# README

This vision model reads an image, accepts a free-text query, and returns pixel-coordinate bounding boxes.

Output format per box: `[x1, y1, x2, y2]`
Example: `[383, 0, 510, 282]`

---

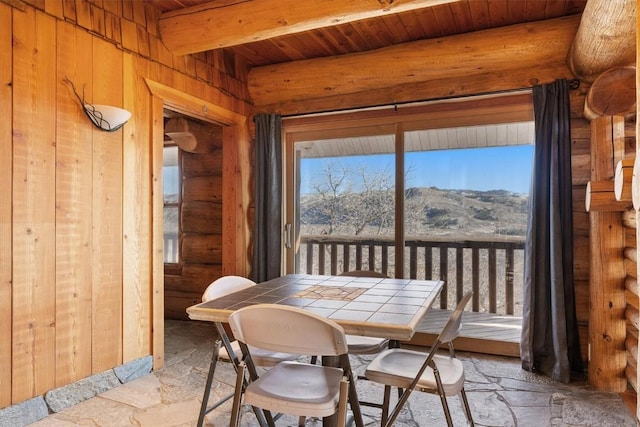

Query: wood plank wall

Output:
[55, 19, 93, 387]
[0, 0, 252, 408]
[0, 2, 12, 409]
[12, 7, 57, 403]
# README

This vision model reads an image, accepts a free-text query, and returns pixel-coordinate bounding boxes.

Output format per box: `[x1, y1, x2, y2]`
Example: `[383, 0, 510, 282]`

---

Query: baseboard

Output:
[406, 332, 521, 358]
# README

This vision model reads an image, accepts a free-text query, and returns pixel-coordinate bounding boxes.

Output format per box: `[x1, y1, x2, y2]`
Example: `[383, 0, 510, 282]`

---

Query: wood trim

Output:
[144, 77, 250, 318]
[282, 91, 533, 141]
[636, 7, 640, 420]
[144, 78, 244, 126]
[151, 91, 165, 370]
[394, 122, 404, 279]
[221, 124, 251, 276]
[407, 333, 520, 358]
[284, 134, 296, 275]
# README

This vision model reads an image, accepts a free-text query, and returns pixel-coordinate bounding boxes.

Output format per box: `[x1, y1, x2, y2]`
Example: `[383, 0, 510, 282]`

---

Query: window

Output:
[163, 144, 180, 265]
[284, 92, 533, 316]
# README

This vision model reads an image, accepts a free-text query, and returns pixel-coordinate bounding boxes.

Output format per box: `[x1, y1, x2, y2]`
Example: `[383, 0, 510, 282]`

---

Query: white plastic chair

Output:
[364, 292, 475, 427]
[228, 304, 364, 427]
[197, 276, 298, 427]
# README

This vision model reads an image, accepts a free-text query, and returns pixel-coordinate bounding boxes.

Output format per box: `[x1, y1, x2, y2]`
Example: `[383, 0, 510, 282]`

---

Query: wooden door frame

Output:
[144, 79, 248, 369]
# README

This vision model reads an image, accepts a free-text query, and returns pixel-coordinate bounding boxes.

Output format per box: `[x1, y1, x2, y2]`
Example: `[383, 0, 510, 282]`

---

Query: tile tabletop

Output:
[187, 274, 443, 341]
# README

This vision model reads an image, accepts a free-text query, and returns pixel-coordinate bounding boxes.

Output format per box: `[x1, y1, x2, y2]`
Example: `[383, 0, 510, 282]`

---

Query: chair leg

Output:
[381, 385, 391, 426]
[460, 388, 474, 427]
[230, 362, 246, 427]
[342, 361, 364, 427]
[337, 377, 349, 427]
[433, 368, 454, 427]
[198, 340, 222, 427]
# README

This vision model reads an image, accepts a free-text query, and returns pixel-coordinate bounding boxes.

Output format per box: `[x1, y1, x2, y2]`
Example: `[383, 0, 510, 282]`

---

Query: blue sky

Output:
[164, 145, 534, 196]
[300, 145, 534, 195]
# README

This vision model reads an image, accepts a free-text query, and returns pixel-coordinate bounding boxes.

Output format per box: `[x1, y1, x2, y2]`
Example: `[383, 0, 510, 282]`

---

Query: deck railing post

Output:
[318, 243, 326, 275]
[368, 244, 376, 271]
[424, 246, 433, 280]
[343, 243, 350, 272]
[409, 245, 418, 279]
[439, 247, 448, 309]
[381, 245, 389, 276]
[471, 247, 480, 312]
[306, 242, 314, 273]
[456, 247, 464, 303]
[488, 248, 497, 313]
[330, 243, 338, 275]
[505, 247, 515, 315]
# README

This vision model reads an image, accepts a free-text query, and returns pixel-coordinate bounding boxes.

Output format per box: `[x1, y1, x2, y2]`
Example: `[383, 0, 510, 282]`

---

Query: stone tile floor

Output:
[28, 320, 636, 427]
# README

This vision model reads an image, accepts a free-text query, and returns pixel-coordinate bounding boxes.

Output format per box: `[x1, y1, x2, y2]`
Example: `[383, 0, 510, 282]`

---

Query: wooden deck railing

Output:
[298, 235, 525, 316]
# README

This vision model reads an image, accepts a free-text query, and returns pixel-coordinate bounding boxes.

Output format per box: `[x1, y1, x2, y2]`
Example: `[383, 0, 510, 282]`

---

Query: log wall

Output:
[574, 108, 636, 386]
[621, 135, 636, 396]
[588, 116, 627, 391]
[164, 147, 225, 319]
[623, 209, 639, 396]
[0, 0, 252, 409]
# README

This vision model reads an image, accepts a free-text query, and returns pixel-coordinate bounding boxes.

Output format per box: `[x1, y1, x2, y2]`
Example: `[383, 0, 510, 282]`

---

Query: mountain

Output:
[300, 187, 528, 238]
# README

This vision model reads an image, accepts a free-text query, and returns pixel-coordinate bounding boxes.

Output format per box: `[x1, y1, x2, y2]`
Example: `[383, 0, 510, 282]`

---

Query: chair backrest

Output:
[339, 270, 387, 278]
[202, 275, 256, 302]
[228, 304, 349, 356]
[438, 291, 473, 344]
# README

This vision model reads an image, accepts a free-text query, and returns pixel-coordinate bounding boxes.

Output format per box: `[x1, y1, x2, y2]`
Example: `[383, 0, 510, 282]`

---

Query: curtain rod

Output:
[281, 79, 579, 120]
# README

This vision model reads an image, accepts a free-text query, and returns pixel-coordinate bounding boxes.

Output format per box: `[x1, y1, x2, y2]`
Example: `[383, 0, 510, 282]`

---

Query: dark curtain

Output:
[251, 114, 282, 283]
[520, 79, 582, 383]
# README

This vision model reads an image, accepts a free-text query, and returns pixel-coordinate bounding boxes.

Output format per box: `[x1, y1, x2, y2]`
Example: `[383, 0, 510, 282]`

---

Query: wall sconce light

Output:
[63, 77, 131, 132]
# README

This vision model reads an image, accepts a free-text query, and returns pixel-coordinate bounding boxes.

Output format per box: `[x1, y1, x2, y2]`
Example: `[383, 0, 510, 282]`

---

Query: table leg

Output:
[322, 355, 364, 427]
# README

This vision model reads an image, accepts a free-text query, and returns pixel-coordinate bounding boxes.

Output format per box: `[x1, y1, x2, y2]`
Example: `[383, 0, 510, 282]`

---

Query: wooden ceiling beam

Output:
[567, 0, 636, 83]
[248, 15, 581, 111]
[159, 0, 459, 56]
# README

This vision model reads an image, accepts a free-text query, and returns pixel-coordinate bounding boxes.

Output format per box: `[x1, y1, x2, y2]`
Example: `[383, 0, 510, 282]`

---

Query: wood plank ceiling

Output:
[149, 0, 587, 68]
[149, 0, 587, 156]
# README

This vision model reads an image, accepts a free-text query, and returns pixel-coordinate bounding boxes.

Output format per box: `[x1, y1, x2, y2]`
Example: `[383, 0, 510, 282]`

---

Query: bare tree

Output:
[309, 161, 351, 234]
[305, 160, 397, 236]
[345, 165, 395, 235]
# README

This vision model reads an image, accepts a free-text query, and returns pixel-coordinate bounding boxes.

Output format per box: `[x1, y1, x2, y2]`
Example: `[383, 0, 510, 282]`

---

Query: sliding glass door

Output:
[283, 91, 533, 317]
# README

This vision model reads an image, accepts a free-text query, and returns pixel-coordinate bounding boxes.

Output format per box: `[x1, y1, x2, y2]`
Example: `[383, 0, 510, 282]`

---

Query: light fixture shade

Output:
[83, 103, 132, 132]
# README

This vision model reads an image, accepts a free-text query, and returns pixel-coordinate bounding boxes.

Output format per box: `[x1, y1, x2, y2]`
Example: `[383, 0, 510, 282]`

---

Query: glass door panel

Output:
[403, 123, 533, 314]
[292, 134, 395, 276]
